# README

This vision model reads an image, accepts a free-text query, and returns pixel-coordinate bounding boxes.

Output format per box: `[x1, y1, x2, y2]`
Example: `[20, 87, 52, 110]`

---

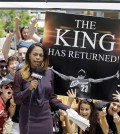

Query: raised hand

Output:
[29, 79, 38, 90]
[113, 113, 120, 125]
[99, 107, 107, 118]
[30, 17, 38, 25]
[10, 96, 16, 106]
[112, 90, 120, 102]
[15, 16, 20, 24]
[67, 89, 76, 106]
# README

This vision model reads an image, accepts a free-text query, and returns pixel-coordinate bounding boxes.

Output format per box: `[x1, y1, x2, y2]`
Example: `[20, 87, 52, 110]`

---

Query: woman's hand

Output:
[29, 79, 38, 90]
[99, 107, 107, 119]
[113, 113, 120, 125]
[6, 32, 13, 39]
[67, 89, 76, 107]
[30, 17, 38, 25]
[10, 96, 16, 107]
[112, 90, 120, 102]
[67, 89, 76, 103]
[15, 16, 20, 24]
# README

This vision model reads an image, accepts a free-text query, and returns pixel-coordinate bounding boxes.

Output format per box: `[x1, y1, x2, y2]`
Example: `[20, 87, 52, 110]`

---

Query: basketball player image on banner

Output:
[50, 67, 119, 98]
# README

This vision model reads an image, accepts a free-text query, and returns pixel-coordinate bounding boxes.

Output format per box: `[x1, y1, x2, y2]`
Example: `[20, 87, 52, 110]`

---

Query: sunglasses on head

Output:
[81, 98, 93, 103]
[4, 85, 13, 90]
[21, 26, 29, 29]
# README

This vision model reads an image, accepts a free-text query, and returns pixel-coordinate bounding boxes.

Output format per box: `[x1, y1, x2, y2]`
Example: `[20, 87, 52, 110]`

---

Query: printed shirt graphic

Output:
[68, 77, 91, 98]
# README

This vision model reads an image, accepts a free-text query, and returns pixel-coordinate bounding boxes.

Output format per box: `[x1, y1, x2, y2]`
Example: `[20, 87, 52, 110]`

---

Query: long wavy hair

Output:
[78, 99, 98, 134]
[20, 43, 49, 81]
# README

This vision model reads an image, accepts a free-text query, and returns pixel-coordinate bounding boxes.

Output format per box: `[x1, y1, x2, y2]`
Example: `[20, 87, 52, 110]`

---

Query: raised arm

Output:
[67, 89, 76, 107]
[28, 17, 42, 42]
[89, 71, 118, 83]
[50, 67, 71, 81]
[113, 113, 120, 134]
[2, 32, 13, 62]
[112, 90, 120, 102]
[98, 107, 109, 134]
[15, 16, 22, 42]
[62, 111, 76, 134]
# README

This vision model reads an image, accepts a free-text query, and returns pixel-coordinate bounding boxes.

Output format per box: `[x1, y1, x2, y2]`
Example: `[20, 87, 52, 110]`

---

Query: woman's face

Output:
[29, 46, 44, 68]
[79, 103, 91, 119]
[21, 28, 29, 40]
[108, 102, 120, 115]
[1, 83, 13, 102]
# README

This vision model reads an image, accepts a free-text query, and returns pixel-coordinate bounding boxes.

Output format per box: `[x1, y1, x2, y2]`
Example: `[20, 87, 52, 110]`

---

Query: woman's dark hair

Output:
[20, 26, 29, 40]
[25, 43, 49, 71]
[78, 99, 98, 134]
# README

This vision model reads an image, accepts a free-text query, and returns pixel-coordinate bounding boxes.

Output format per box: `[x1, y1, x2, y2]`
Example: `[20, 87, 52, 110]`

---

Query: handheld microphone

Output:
[27, 71, 43, 134]
[31, 72, 43, 93]
[31, 72, 42, 80]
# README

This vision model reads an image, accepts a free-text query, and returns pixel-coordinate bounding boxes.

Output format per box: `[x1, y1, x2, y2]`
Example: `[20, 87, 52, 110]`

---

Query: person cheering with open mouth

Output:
[0, 78, 16, 133]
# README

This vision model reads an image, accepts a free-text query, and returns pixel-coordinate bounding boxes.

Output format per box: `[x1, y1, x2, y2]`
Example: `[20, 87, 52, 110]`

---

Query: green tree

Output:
[18, 10, 32, 26]
[0, 9, 32, 33]
[0, 19, 5, 37]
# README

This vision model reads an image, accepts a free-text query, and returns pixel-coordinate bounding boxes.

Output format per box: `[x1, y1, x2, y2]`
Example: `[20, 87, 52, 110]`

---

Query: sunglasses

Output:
[21, 25, 29, 29]
[4, 85, 13, 90]
[81, 98, 93, 103]
[0, 65, 7, 69]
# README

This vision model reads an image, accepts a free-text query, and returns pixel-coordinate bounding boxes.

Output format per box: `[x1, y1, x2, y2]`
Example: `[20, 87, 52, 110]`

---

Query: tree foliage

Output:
[0, 9, 32, 37]
[0, 19, 5, 37]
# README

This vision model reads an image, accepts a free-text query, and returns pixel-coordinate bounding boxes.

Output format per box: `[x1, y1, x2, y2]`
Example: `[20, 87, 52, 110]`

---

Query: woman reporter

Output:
[13, 43, 70, 134]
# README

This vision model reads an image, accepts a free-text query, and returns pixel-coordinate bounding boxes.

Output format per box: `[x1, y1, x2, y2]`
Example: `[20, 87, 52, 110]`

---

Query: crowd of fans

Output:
[0, 15, 120, 134]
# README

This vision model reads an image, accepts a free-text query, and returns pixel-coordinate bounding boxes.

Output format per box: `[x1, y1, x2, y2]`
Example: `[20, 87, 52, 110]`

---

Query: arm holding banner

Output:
[89, 70, 119, 83]
[60, 109, 90, 133]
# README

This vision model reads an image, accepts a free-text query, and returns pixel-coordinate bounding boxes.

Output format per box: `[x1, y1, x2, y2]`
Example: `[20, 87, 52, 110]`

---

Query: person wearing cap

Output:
[95, 99, 120, 134]
[0, 78, 16, 133]
[50, 67, 119, 98]
[2, 55, 19, 134]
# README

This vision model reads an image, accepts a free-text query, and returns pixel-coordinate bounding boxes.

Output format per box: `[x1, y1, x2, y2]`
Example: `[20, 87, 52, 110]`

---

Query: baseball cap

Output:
[0, 78, 13, 88]
[95, 100, 109, 111]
